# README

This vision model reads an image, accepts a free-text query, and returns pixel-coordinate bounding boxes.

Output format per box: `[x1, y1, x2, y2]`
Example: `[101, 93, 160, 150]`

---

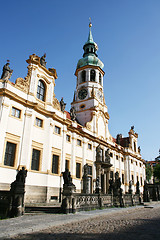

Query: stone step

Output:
[25, 206, 61, 214]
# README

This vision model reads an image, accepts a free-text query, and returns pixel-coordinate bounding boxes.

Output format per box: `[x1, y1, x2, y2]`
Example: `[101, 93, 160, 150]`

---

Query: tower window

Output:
[90, 70, 95, 82]
[81, 70, 86, 82]
[37, 80, 45, 101]
[99, 73, 102, 85]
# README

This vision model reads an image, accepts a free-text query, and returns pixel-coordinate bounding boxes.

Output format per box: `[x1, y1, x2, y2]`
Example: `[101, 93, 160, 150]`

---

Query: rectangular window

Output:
[140, 163, 141, 167]
[136, 161, 138, 166]
[110, 171, 113, 179]
[116, 155, 118, 160]
[88, 165, 92, 176]
[65, 160, 69, 170]
[140, 177, 143, 186]
[110, 152, 113, 158]
[35, 117, 43, 127]
[88, 143, 92, 150]
[52, 155, 59, 174]
[12, 107, 21, 118]
[55, 126, 61, 135]
[131, 175, 134, 184]
[131, 159, 133, 163]
[76, 162, 81, 178]
[66, 135, 71, 142]
[4, 142, 16, 167]
[121, 158, 124, 162]
[122, 174, 124, 184]
[77, 139, 82, 146]
[31, 149, 40, 171]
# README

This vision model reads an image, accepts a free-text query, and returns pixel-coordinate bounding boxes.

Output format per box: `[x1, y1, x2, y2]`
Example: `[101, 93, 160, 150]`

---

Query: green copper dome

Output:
[76, 24, 104, 70]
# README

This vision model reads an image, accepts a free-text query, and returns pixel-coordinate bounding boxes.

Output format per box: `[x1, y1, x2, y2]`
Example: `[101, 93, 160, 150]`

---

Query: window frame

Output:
[52, 154, 59, 174]
[31, 148, 41, 171]
[77, 139, 82, 147]
[3, 133, 20, 169]
[11, 106, 21, 119]
[66, 134, 71, 142]
[35, 117, 43, 128]
[54, 125, 61, 135]
[37, 79, 46, 102]
[76, 162, 81, 179]
[4, 142, 16, 167]
[88, 143, 92, 150]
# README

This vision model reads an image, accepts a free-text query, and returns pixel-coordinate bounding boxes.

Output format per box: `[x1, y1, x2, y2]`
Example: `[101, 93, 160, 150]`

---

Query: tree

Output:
[146, 164, 153, 182]
[153, 163, 160, 182]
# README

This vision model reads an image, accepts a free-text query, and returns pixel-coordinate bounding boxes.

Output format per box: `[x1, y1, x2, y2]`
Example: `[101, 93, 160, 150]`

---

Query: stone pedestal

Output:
[10, 181, 25, 217]
[61, 184, 76, 214]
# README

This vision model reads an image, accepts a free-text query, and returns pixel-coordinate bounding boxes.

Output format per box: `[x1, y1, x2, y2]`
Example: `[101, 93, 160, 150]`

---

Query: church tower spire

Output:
[72, 21, 109, 138]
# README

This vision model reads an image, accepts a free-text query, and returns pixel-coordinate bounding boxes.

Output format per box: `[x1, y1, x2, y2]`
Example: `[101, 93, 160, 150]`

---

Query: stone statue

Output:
[105, 149, 110, 163]
[136, 181, 140, 194]
[116, 134, 122, 145]
[16, 167, 27, 184]
[1, 63, 13, 80]
[109, 178, 114, 194]
[40, 53, 47, 67]
[96, 176, 99, 188]
[83, 164, 89, 194]
[143, 180, 150, 202]
[138, 146, 141, 153]
[96, 144, 102, 162]
[83, 164, 89, 177]
[70, 106, 76, 121]
[60, 97, 66, 113]
[113, 172, 121, 196]
[62, 169, 73, 186]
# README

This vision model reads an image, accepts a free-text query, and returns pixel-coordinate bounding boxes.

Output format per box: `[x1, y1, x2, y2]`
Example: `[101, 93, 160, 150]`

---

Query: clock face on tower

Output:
[78, 89, 88, 100]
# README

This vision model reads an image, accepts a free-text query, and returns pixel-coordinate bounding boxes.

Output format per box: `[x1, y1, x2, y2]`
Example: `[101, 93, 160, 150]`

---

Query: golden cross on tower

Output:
[89, 17, 92, 28]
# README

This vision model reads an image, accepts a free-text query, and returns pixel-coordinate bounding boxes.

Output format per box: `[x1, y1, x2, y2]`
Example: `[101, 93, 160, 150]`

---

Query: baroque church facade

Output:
[0, 24, 145, 203]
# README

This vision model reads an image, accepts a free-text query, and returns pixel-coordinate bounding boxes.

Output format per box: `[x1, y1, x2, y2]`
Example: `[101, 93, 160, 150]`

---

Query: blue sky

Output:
[0, 0, 160, 161]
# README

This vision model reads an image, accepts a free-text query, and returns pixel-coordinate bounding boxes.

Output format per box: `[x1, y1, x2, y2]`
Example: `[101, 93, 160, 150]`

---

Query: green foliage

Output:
[146, 164, 153, 182]
[153, 163, 160, 181]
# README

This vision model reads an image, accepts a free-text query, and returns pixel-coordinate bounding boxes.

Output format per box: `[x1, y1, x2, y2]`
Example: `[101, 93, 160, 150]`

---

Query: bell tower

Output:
[71, 21, 109, 137]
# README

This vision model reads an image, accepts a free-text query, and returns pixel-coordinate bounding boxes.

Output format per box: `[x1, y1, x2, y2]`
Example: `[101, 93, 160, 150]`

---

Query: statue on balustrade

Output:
[40, 53, 47, 67]
[1, 62, 13, 80]
[60, 97, 66, 113]
[70, 106, 76, 121]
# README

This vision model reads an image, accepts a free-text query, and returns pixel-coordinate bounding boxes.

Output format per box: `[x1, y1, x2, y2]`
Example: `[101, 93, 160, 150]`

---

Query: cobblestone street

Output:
[3, 203, 160, 240]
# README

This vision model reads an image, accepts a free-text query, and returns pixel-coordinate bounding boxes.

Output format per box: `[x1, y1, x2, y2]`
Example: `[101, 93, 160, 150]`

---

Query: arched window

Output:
[99, 73, 102, 85]
[37, 80, 45, 101]
[81, 70, 86, 82]
[90, 69, 95, 82]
